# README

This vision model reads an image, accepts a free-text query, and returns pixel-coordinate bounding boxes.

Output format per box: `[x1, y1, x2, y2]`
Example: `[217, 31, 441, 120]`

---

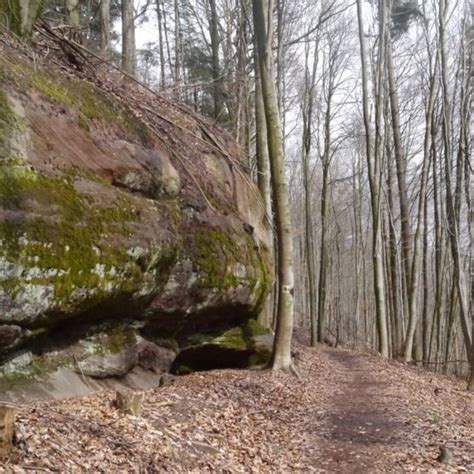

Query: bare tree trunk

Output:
[174, 0, 182, 93]
[422, 193, 429, 364]
[469, 138, 474, 390]
[237, 3, 251, 156]
[438, 0, 472, 385]
[253, 0, 294, 372]
[121, 0, 136, 76]
[356, 0, 389, 357]
[386, 144, 402, 356]
[300, 36, 319, 347]
[0, 0, 42, 36]
[318, 161, 329, 344]
[66, 0, 80, 28]
[99, 0, 111, 57]
[156, 0, 166, 86]
[162, 1, 173, 81]
[387, 22, 412, 321]
[209, 0, 223, 119]
[255, 64, 272, 223]
[404, 58, 438, 362]
[253, 7, 273, 329]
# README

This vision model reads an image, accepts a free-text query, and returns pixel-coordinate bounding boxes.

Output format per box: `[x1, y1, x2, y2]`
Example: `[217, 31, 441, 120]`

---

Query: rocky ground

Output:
[1, 343, 473, 473]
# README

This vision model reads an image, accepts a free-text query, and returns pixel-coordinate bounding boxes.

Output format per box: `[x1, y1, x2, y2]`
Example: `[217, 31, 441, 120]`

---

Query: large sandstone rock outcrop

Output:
[0, 38, 272, 393]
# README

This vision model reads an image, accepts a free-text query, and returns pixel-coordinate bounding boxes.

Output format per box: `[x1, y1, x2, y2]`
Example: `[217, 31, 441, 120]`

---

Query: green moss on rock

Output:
[0, 166, 178, 322]
[0, 55, 153, 144]
[0, 88, 27, 160]
[186, 319, 271, 349]
[80, 324, 137, 356]
[30, 71, 152, 143]
[194, 229, 241, 289]
[194, 228, 271, 305]
[0, 350, 74, 390]
[174, 319, 272, 372]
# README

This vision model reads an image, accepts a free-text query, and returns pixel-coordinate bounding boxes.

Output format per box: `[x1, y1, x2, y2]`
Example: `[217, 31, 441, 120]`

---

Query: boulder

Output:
[72, 327, 176, 379]
[0, 41, 272, 387]
[136, 339, 176, 374]
[75, 346, 138, 379]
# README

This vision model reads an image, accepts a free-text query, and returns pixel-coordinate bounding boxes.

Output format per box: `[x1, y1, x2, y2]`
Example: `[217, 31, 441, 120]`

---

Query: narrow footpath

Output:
[312, 349, 418, 472]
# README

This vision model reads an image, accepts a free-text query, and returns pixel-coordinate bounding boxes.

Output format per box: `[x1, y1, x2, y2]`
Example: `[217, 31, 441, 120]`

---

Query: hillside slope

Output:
[3, 344, 473, 472]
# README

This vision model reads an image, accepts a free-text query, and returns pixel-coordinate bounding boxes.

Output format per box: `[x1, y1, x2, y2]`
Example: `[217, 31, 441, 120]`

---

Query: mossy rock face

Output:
[0, 79, 181, 326]
[0, 163, 180, 325]
[0, 49, 272, 388]
[0, 322, 177, 389]
[171, 319, 273, 372]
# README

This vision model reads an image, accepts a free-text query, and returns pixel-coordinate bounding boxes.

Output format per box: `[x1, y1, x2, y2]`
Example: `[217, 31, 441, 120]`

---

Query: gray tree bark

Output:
[356, 0, 389, 357]
[253, 0, 295, 372]
[66, 0, 80, 28]
[99, 0, 111, 57]
[121, 0, 136, 76]
[403, 57, 438, 362]
[155, 0, 166, 87]
[301, 36, 319, 347]
[209, 0, 223, 120]
[438, 0, 472, 386]
[0, 0, 42, 37]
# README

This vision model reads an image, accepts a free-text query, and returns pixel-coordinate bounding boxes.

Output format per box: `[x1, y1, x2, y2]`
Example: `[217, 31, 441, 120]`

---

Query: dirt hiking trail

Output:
[314, 350, 422, 472]
[3, 345, 473, 472]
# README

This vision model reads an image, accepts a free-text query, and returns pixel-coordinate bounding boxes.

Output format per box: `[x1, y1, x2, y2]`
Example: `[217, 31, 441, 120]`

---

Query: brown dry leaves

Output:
[1, 345, 472, 473]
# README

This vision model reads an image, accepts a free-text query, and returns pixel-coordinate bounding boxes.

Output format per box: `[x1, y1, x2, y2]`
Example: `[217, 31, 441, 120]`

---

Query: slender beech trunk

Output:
[457, 12, 473, 389]
[253, 0, 294, 371]
[356, 0, 389, 357]
[444, 280, 458, 373]
[439, 0, 473, 385]
[386, 143, 402, 355]
[0, 0, 42, 36]
[174, 0, 182, 92]
[469, 137, 474, 390]
[255, 64, 272, 222]
[253, 7, 273, 329]
[301, 38, 319, 346]
[162, 2, 173, 81]
[121, 0, 136, 76]
[404, 58, 438, 362]
[209, 0, 223, 119]
[318, 87, 333, 344]
[99, 0, 111, 57]
[66, 0, 80, 28]
[422, 194, 429, 364]
[236, 4, 251, 156]
[387, 17, 412, 325]
[156, 0, 166, 86]
[352, 156, 363, 347]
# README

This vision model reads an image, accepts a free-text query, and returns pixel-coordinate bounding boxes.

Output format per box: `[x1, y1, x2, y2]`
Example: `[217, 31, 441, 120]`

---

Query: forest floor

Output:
[2, 342, 473, 473]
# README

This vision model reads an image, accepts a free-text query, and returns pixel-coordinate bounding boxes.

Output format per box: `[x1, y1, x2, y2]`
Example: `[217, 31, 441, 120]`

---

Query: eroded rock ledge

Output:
[0, 37, 272, 396]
